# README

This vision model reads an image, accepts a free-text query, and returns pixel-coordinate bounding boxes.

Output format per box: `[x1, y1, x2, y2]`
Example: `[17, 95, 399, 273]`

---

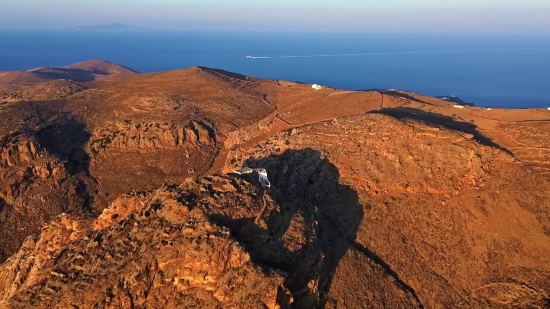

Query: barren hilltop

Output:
[0, 61, 549, 308]
[0, 59, 137, 87]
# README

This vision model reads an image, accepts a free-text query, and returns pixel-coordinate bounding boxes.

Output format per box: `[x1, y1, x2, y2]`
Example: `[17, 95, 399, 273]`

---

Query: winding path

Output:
[260, 93, 385, 128]
[261, 94, 292, 126]
[378, 91, 385, 109]
[203, 68, 386, 174]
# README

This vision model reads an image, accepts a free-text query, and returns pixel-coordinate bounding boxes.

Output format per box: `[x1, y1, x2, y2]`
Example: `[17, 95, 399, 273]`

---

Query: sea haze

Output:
[1, 30, 549, 108]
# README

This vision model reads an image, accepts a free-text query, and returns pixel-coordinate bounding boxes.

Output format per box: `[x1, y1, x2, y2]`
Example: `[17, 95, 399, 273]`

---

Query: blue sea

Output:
[1, 30, 549, 108]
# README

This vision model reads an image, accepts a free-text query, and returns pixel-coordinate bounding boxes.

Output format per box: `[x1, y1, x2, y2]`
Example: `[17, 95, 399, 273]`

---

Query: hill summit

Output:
[0, 59, 137, 86]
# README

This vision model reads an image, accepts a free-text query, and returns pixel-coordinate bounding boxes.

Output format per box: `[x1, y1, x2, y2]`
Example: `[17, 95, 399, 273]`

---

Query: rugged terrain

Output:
[1, 60, 550, 308]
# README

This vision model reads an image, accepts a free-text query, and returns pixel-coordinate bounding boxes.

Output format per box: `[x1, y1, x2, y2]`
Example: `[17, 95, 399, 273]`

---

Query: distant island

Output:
[435, 95, 475, 106]
[68, 22, 143, 31]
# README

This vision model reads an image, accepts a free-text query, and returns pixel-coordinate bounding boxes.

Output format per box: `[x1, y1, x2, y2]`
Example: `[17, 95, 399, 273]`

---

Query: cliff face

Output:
[87, 119, 219, 210]
[1, 64, 550, 308]
[0, 128, 96, 263]
[0, 179, 291, 309]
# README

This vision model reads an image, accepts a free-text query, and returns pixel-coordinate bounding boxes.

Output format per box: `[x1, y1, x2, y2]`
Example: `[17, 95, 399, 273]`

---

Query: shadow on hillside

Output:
[35, 68, 97, 81]
[35, 114, 92, 175]
[360, 88, 386, 92]
[382, 90, 433, 105]
[33, 113, 96, 213]
[201, 67, 249, 81]
[0, 109, 96, 263]
[220, 148, 364, 308]
[371, 107, 512, 154]
[0, 197, 15, 262]
[0, 198, 36, 264]
[13, 101, 93, 177]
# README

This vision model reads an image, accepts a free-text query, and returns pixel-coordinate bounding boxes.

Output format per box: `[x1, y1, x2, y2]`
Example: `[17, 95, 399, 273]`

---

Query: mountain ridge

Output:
[0, 59, 137, 86]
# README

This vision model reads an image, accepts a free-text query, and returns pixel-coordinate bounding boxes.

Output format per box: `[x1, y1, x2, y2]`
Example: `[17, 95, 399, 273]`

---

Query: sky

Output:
[1, 0, 550, 32]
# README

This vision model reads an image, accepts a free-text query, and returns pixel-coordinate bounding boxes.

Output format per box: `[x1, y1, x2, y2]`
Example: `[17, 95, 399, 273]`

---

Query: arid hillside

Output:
[0, 65, 274, 262]
[0, 59, 137, 87]
[0, 62, 549, 308]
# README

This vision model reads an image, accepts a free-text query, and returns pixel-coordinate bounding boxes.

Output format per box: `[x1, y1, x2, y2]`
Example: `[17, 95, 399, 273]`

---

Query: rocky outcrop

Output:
[87, 119, 219, 210]
[0, 132, 41, 168]
[0, 127, 96, 263]
[90, 120, 215, 154]
[0, 214, 91, 301]
[0, 180, 291, 309]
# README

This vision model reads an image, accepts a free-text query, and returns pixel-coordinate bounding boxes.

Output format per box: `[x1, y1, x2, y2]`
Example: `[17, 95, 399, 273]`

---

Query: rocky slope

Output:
[0, 66, 273, 262]
[1, 63, 550, 308]
[0, 180, 290, 308]
[0, 126, 97, 262]
[222, 112, 550, 308]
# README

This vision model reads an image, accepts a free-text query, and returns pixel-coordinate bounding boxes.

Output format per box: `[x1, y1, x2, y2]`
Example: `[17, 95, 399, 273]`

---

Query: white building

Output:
[453, 105, 465, 109]
[312, 84, 322, 90]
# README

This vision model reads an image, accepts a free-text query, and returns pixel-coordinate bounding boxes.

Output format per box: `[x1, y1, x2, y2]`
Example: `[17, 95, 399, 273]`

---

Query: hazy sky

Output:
[1, 0, 550, 32]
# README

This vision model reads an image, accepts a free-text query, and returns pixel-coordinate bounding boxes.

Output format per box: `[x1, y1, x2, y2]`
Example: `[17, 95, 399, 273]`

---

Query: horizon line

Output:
[1, 27, 550, 35]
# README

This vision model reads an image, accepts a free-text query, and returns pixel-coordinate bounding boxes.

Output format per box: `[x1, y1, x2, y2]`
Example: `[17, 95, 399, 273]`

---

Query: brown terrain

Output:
[0, 60, 549, 308]
[0, 59, 137, 87]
